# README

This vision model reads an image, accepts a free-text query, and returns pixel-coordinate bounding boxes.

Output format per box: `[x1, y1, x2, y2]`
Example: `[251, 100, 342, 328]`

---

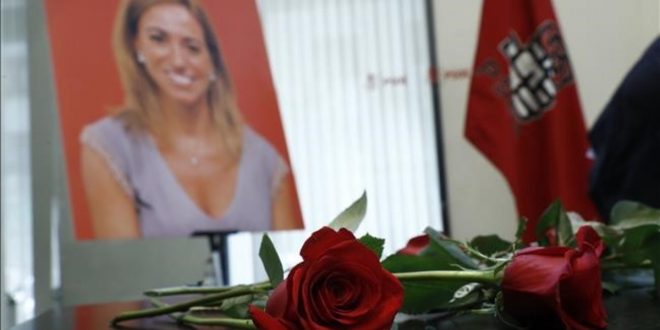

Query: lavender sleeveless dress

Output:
[80, 117, 289, 237]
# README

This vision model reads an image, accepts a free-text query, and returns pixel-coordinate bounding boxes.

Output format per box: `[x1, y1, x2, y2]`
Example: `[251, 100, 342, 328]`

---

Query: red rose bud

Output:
[397, 234, 430, 255]
[249, 227, 404, 330]
[501, 226, 607, 329]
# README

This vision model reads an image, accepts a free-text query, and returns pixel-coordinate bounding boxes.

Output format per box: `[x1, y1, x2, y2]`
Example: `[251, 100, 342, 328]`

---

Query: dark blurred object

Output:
[589, 36, 660, 220]
[193, 230, 237, 286]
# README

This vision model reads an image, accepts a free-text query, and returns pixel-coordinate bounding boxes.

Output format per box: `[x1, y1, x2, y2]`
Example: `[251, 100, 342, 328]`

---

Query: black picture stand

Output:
[192, 230, 237, 286]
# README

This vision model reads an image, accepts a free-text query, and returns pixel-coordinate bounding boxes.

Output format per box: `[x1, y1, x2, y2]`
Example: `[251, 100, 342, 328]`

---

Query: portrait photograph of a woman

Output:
[46, 0, 304, 239]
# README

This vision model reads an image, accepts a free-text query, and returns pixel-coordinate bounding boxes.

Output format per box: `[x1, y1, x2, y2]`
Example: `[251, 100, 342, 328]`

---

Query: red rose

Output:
[249, 227, 404, 330]
[501, 226, 607, 330]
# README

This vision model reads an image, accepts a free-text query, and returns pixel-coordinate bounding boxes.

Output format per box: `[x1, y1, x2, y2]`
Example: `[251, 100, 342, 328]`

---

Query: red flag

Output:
[465, 0, 598, 243]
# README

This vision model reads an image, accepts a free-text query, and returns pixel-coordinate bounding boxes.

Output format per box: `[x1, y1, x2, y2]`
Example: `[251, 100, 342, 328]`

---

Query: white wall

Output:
[433, 0, 660, 241]
[559, 0, 659, 125]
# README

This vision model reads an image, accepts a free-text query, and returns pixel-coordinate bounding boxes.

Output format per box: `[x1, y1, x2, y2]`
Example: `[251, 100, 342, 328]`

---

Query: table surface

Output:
[12, 275, 660, 330]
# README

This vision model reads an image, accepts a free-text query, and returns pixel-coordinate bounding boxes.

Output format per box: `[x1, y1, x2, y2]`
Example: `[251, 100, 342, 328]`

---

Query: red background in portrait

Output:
[44, 0, 303, 240]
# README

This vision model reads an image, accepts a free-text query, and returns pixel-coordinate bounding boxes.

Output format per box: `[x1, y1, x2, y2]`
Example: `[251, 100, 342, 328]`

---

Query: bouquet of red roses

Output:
[112, 194, 659, 329]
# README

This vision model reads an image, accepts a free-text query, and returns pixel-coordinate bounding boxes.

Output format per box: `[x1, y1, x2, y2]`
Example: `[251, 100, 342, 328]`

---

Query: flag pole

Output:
[424, 0, 451, 235]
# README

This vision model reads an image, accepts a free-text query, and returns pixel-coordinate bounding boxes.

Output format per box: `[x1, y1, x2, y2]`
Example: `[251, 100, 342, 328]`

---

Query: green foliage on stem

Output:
[514, 217, 527, 247]
[219, 294, 269, 318]
[111, 284, 270, 326]
[359, 233, 385, 259]
[144, 284, 243, 297]
[611, 201, 660, 227]
[425, 228, 480, 270]
[382, 230, 497, 314]
[469, 235, 512, 257]
[112, 198, 659, 328]
[328, 191, 367, 232]
[382, 254, 464, 313]
[258, 234, 284, 288]
[535, 200, 574, 247]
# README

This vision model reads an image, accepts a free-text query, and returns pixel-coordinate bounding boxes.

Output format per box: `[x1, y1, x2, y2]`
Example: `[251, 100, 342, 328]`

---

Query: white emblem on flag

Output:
[499, 21, 571, 122]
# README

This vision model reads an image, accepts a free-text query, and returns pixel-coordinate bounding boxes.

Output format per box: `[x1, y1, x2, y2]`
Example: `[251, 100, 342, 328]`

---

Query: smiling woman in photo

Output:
[80, 0, 302, 239]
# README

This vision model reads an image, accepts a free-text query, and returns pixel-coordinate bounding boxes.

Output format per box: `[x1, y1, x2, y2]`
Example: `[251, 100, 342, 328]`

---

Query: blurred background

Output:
[2, 0, 658, 328]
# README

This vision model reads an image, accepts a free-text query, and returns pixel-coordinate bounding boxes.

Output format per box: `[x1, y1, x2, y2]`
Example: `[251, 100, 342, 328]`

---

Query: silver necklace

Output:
[190, 156, 200, 166]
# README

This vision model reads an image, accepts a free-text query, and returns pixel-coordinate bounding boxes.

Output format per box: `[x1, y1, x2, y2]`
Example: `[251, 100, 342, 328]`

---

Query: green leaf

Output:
[620, 227, 660, 265]
[557, 210, 574, 247]
[358, 234, 385, 259]
[328, 191, 367, 233]
[619, 224, 658, 251]
[397, 281, 470, 314]
[258, 234, 283, 288]
[382, 248, 490, 314]
[382, 254, 449, 273]
[514, 217, 527, 246]
[424, 228, 479, 270]
[446, 282, 484, 307]
[222, 304, 249, 319]
[615, 218, 660, 231]
[600, 281, 621, 295]
[535, 201, 561, 246]
[610, 201, 660, 232]
[534, 200, 574, 247]
[381, 253, 476, 314]
[607, 202, 660, 277]
[610, 201, 660, 226]
[218, 294, 267, 318]
[469, 235, 512, 257]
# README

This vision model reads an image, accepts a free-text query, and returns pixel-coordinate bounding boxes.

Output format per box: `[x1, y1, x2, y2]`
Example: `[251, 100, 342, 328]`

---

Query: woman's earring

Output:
[137, 52, 146, 64]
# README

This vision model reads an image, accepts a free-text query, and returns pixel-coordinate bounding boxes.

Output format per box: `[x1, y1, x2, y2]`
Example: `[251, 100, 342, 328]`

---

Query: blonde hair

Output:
[112, 0, 242, 156]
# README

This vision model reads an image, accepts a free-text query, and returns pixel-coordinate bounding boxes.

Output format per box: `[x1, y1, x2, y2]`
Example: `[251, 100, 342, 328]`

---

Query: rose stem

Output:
[111, 282, 272, 326]
[148, 297, 257, 329]
[393, 269, 500, 284]
[179, 315, 257, 329]
[145, 281, 271, 297]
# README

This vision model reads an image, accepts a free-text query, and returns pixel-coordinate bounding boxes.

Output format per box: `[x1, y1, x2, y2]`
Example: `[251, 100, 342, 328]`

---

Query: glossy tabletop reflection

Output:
[12, 280, 660, 330]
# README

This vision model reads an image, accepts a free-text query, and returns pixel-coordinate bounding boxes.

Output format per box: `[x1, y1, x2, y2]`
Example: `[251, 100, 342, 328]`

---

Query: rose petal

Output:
[303, 256, 378, 322]
[324, 239, 384, 270]
[299, 227, 355, 260]
[249, 305, 289, 330]
[502, 249, 570, 295]
[306, 274, 336, 324]
[319, 262, 401, 328]
[398, 234, 429, 255]
[545, 228, 559, 246]
[331, 273, 380, 321]
[325, 276, 353, 305]
[576, 226, 604, 257]
[287, 266, 306, 321]
[320, 274, 359, 311]
[502, 241, 607, 330]
[265, 280, 288, 318]
[299, 315, 334, 330]
[300, 240, 391, 327]
[501, 247, 570, 326]
[515, 246, 570, 257]
[270, 226, 404, 329]
[559, 248, 607, 329]
[355, 271, 404, 330]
